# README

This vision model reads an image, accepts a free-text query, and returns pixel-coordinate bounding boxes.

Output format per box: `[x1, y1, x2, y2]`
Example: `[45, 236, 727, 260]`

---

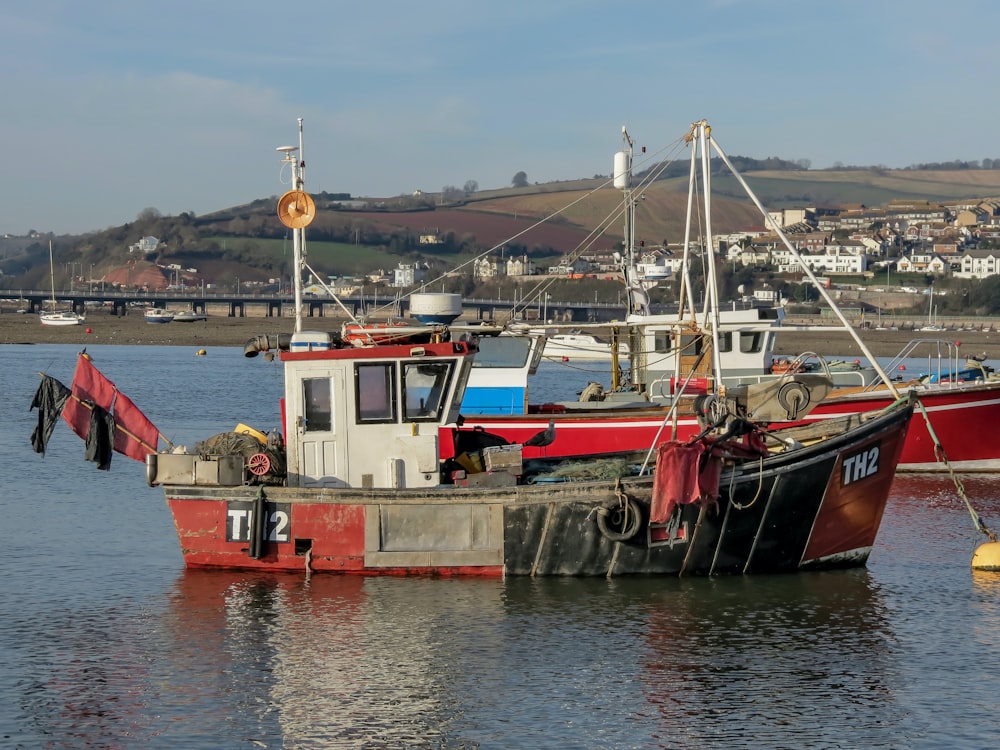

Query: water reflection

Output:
[634, 572, 896, 747]
[8, 544, 999, 749]
[168, 572, 511, 747]
[156, 570, 905, 749]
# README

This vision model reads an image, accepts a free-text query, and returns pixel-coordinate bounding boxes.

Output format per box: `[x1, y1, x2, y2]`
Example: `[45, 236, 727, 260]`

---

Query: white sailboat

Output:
[39, 241, 84, 327]
[919, 291, 944, 331]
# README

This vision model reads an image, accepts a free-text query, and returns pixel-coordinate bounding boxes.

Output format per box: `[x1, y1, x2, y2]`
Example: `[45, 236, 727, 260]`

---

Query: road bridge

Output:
[3, 289, 635, 324]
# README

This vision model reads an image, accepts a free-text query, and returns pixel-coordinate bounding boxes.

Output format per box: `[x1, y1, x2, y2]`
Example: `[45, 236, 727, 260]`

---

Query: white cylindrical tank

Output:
[289, 330, 332, 352]
[409, 293, 463, 324]
[613, 151, 629, 189]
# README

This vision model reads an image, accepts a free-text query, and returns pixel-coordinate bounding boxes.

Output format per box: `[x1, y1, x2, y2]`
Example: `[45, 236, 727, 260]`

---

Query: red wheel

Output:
[247, 453, 271, 476]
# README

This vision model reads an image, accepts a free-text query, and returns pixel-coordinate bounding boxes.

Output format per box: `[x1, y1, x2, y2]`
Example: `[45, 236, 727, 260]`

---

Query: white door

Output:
[288, 370, 347, 487]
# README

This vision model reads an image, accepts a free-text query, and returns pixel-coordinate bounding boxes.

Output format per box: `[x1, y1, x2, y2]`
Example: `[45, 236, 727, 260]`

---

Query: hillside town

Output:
[466, 197, 1000, 286]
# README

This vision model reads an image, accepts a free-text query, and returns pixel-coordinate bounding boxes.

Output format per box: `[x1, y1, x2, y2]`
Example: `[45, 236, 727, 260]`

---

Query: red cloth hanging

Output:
[650, 440, 723, 524]
[62, 355, 116, 440]
[61, 354, 160, 462]
[112, 391, 159, 461]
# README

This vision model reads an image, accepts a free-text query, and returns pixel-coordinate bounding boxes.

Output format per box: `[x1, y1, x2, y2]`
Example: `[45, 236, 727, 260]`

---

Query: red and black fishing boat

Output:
[32, 119, 915, 577]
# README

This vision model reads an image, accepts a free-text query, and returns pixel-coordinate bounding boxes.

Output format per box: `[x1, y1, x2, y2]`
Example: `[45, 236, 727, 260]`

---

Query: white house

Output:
[474, 256, 506, 280]
[392, 263, 423, 287]
[505, 255, 535, 277]
[896, 253, 949, 275]
[129, 236, 159, 254]
[777, 247, 868, 275]
[953, 249, 1000, 279]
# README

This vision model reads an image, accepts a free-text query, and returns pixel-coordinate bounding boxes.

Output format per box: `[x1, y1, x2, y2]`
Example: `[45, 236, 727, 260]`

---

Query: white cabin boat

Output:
[537, 330, 630, 361]
[144, 308, 175, 324]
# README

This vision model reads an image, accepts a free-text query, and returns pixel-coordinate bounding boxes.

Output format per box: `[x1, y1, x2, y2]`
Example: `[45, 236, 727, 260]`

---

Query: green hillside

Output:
[4, 166, 1000, 293]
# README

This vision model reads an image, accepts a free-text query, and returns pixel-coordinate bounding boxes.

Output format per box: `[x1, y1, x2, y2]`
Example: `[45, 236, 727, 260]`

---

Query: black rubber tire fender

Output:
[595, 497, 643, 542]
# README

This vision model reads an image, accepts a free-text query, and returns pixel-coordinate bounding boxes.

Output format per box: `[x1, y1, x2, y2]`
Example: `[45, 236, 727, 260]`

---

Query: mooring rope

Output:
[914, 397, 997, 542]
[731, 454, 765, 511]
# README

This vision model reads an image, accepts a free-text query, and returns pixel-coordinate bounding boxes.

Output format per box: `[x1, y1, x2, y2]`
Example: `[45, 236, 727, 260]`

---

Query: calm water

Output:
[3, 344, 1000, 749]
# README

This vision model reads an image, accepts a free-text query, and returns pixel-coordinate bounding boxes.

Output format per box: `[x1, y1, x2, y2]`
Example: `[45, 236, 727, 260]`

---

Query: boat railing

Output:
[873, 339, 978, 390]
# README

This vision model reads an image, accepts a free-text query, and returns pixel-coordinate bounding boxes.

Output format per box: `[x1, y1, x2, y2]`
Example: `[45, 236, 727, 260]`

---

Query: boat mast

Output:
[294, 119, 305, 333]
[694, 122, 725, 389]
[614, 127, 648, 387]
[615, 126, 648, 317]
[276, 118, 310, 333]
[48, 240, 56, 307]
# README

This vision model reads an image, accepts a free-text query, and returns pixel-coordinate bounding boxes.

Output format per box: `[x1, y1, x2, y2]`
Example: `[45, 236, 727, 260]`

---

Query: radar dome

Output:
[409, 293, 463, 325]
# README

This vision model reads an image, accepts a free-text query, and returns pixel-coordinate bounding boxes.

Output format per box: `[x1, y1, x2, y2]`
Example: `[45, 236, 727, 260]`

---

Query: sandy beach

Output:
[2, 309, 995, 360]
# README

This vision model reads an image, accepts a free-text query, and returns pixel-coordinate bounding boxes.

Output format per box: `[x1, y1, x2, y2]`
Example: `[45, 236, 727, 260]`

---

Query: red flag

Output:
[62, 355, 116, 439]
[112, 391, 159, 461]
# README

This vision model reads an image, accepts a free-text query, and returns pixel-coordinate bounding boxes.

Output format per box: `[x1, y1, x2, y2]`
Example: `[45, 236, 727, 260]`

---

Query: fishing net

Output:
[524, 456, 640, 483]
[194, 432, 287, 483]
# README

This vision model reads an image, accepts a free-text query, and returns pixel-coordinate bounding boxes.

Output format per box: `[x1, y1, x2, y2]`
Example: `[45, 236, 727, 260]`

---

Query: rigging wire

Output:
[358, 131, 692, 323]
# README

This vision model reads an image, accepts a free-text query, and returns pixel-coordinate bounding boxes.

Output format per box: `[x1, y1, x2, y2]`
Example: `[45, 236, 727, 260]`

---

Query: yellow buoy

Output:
[196, 348, 207, 356]
[971, 541, 1000, 571]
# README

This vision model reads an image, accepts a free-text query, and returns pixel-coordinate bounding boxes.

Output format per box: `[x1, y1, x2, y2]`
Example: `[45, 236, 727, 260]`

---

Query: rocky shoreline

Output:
[1, 310, 994, 360]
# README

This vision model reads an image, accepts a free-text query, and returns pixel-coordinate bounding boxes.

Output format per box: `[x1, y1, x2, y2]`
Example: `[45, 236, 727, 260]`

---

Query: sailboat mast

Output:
[48, 240, 56, 306]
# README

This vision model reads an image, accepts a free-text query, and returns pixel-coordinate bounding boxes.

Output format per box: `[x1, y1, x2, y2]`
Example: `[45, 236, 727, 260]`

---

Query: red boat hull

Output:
[445, 382, 1000, 472]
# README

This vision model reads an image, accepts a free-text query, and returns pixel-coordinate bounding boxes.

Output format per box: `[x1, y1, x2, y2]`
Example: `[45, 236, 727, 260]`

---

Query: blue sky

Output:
[3, 1, 996, 236]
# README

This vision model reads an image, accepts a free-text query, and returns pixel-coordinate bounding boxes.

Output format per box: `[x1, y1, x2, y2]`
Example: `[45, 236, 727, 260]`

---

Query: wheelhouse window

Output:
[472, 335, 532, 368]
[302, 377, 332, 432]
[402, 361, 453, 421]
[355, 363, 395, 423]
[653, 330, 672, 354]
[677, 334, 705, 356]
[739, 331, 764, 353]
[452, 359, 471, 411]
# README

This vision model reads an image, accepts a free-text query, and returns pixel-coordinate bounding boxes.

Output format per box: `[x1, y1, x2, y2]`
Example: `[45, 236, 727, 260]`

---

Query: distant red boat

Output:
[450, 380, 1000, 473]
